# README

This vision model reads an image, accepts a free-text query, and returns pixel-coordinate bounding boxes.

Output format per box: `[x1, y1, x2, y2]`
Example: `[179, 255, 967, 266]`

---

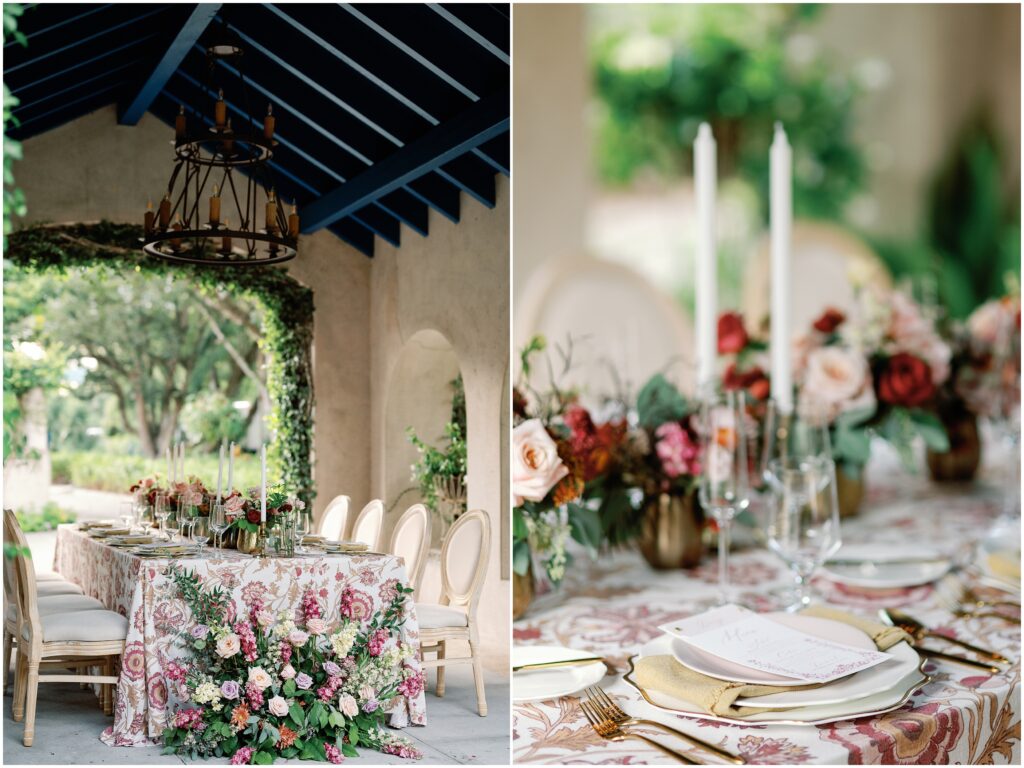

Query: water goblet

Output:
[209, 502, 229, 550]
[154, 493, 171, 540]
[764, 455, 842, 611]
[698, 390, 751, 606]
[119, 501, 135, 532]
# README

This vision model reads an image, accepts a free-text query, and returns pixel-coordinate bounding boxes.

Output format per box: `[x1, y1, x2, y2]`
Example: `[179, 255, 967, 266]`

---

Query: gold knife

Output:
[918, 647, 1002, 674]
[513, 657, 605, 672]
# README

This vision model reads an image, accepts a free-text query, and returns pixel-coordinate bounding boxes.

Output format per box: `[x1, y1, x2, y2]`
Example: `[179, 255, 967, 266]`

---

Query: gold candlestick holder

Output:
[254, 523, 270, 557]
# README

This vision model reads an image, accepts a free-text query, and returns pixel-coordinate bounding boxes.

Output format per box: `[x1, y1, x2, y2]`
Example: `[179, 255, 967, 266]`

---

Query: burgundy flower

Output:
[813, 307, 846, 334]
[717, 312, 749, 354]
[878, 353, 936, 407]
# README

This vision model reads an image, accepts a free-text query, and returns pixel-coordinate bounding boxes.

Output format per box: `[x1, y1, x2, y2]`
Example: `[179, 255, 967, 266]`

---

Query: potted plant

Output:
[407, 376, 468, 534]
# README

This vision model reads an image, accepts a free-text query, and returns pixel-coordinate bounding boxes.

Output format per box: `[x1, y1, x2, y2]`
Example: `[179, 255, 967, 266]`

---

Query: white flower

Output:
[255, 609, 275, 628]
[338, 693, 358, 718]
[800, 345, 875, 421]
[268, 695, 289, 717]
[288, 629, 309, 647]
[279, 664, 296, 680]
[330, 622, 358, 658]
[215, 633, 240, 658]
[247, 667, 273, 690]
[193, 681, 222, 705]
[512, 419, 568, 505]
[305, 618, 327, 635]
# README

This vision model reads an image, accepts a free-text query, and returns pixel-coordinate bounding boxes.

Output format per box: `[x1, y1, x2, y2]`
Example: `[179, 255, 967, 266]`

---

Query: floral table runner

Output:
[513, 469, 1021, 764]
[53, 526, 426, 746]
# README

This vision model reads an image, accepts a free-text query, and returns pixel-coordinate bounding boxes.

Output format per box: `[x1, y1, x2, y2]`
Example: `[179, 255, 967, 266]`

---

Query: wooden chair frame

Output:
[418, 508, 490, 716]
[316, 493, 352, 541]
[4, 509, 125, 746]
[351, 499, 384, 550]
[388, 503, 432, 598]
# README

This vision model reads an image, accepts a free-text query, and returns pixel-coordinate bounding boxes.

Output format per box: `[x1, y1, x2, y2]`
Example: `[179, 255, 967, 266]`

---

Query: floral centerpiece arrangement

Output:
[225, 485, 306, 534]
[790, 290, 950, 511]
[130, 475, 166, 511]
[170, 476, 213, 516]
[512, 337, 606, 600]
[717, 312, 771, 402]
[161, 565, 423, 764]
[954, 293, 1021, 422]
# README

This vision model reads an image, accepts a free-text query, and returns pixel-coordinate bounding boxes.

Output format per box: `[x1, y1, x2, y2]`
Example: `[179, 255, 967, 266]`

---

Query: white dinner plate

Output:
[669, 612, 874, 686]
[821, 544, 952, 588]
[975, 529, 1021, 592]
[512, 645, 607, 703]
[628, 640, 927, 725]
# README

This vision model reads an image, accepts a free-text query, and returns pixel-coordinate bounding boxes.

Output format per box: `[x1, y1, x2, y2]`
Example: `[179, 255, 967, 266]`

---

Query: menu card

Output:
[659, 605, 892, 684]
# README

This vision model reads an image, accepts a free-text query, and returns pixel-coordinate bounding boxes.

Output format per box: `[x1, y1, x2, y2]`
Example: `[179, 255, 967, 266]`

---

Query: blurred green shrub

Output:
[15, 503, 76, 532]
[50, 451, 263, 494]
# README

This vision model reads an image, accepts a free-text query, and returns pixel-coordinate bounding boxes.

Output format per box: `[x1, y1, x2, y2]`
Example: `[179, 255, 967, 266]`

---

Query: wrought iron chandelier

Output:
[142, 37, 298, 266]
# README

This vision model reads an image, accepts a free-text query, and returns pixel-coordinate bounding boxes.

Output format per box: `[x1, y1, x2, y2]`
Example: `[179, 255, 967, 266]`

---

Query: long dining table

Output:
[512, 454, 1021, 765]
[53, 527, 426, 746]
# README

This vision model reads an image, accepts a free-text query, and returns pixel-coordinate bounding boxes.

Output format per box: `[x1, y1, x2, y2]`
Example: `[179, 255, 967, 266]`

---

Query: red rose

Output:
[723, 363, 770, 400]
[878, 353, 935, 407]
[717, 312, 748, 354]
[813, 307, 846, 334]
[246, 507, 261, 524]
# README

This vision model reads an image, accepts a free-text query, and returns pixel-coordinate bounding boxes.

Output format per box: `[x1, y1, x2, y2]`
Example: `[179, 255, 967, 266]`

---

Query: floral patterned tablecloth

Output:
[513, 466, 1021, 764]
[53, 527, 426, 746]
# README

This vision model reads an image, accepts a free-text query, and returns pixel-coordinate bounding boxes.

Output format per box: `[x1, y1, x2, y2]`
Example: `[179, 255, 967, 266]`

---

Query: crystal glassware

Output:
[154, 493, 171, 540]
[209, 502, 229, 549]
[764, 455, 841, 610]
[698, 390, 752, 605]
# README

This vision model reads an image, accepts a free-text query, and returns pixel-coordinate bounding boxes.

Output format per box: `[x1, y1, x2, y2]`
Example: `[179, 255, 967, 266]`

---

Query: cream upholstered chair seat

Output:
[389, 504, 431, 598]
[317, 494, 351, 541]
[21, 610, 128, 643]
[6, 594, 104, 623]
[351, 499, 384, 549]
[35, 581, 84, 597]
[35, 573, 64, 582]
[416, 508, 490, 716]
[415, 603, 468, 629]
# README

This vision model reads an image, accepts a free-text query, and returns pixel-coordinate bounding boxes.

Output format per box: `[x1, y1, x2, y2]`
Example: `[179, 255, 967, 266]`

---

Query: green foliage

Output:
[50, 450, 262, 494]
[13, 502, 76, 532]
[3, 4, 27, 240]
[407, 420, 467, 515]
[180, 391, 249, 450]
[4, 223, 315, 504]
[591, 4, 864, 221]
[636, 373, 689, 429]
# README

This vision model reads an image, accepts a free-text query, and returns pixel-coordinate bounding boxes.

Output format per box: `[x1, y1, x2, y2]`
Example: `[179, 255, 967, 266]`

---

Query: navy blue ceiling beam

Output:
[300, 89, 508, 233]
[429, 3, 510, 64]
[378, 191, 429, 238]
[437, 154, 496, 209]
[405, 174, 460, 225]
[118, 3, 221, 125]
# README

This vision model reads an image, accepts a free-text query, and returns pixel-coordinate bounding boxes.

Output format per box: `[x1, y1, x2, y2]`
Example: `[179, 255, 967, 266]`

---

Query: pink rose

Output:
[255, 609, 275, 628]
[338, 693, 358, 718]
[247, 667, 273, 690]
[279, 664, 296, 680]
[267, 695, 289, 717]
[305, 618, 327, 635]
[216, 634, 240, 658]
[799, 346, 875, 421]
[654, 422, 701, 478]
[288, 629, 309, 647]
[512, 419, 568, 505]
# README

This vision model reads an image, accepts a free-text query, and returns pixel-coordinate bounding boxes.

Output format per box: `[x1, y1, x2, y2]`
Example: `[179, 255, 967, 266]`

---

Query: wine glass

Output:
[764, 455, 842, 611]
[154, 493, 171, 540]
[698, 390, 751, 605]
[179, 494, 198, 541]
[119, 501, 135, 532]
[209, 502, 229, 550]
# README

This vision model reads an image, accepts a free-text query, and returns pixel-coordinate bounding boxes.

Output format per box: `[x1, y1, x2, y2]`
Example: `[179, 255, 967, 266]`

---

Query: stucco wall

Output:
[370, 175, 510, 666]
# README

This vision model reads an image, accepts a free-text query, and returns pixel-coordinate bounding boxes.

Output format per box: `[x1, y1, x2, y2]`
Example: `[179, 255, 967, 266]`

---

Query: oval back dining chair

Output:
[4, 509, 128, 746]
[351, 499, 384, 549]
[389, 503, 432, 598]
[317, 494, 351, 541]
[416, 508, 491, 716]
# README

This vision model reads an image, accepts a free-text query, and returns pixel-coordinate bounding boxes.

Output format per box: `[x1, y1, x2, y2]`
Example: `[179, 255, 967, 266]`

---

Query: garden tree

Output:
[29, 265, 266, 457]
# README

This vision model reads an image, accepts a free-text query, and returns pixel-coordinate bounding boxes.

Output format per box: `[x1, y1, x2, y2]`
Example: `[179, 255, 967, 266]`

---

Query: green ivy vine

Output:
[4, 221, 315, 504]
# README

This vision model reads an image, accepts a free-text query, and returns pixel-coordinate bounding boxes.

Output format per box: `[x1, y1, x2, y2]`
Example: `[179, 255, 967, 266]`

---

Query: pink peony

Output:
[799, 345, 875, 422]
[512, 419, 568, 505]
[654, 422, 701, 478]
[230, 746, 254, 765]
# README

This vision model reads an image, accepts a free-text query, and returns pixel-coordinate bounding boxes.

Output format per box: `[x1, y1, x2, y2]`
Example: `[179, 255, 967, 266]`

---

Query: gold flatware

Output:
[585, 686, 743, 764]
[883, 609, 1009, 663]
[578, 698, 698, 764]
[917, 647, 1002, 674]
[512, 657, 605, 672]
[937, 575, 1020, 610]
[826, 557, 949, 567]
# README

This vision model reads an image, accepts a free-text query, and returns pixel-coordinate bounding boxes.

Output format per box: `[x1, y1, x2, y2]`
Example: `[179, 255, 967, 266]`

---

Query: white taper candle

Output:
[694, 122, 718, 393]
[227, 442, 235, 492]
[165, 447, 172, 485]
[770, 122, 793, 414]
[216, 440, 224, 504]
[260, 444, 267, 524]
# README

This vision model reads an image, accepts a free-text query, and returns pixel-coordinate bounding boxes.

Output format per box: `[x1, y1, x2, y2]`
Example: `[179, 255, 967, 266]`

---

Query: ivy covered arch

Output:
[5, 221, 315, 502]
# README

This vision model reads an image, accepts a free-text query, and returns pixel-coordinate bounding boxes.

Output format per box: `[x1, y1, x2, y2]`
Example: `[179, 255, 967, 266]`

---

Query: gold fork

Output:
[586, 686, 743, 764]
[939, 575, 1020, 612]
[578, 698, 698, 764]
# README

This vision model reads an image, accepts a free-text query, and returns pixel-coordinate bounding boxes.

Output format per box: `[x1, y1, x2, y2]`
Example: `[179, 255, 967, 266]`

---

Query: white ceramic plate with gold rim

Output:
[821, 544, 952, 588]
[627, 639, 928, 725]
[512, 645, 607, 703]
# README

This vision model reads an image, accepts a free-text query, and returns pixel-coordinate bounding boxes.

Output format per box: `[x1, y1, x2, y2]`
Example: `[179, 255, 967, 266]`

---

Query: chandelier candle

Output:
[158, 194, 170, 229]
[264, 104, 275, 142]
[770, 122, 793, 414]
[215, 89, 226, 128]
[175, 105, 186, 140]
[171, 216, 183, 250]
[220, 219, 232, 254]
[694, 122, 718, 392]
[288, 201, 299, 238]
[144, 200, 154, 235]
[266, 190, 278, 234]
[209, 185, 221, 226]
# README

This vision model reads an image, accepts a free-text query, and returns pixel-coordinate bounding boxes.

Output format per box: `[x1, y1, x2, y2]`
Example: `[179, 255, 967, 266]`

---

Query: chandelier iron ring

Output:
[142, 227, 297, 266]
[174, 130, 276, 167]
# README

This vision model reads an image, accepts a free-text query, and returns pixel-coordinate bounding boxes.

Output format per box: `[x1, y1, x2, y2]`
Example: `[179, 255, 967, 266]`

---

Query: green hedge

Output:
[50, 451, 263, 494]
[15, 502, 76, 532]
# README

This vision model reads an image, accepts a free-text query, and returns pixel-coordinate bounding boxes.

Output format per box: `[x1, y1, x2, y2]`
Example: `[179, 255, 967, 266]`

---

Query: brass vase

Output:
[638, 491, 703, 569]
[927, 408, 981, 483]
[512, 561, 535, 620]
[836, 464, 866, 518]
[236, 528, 261, 555]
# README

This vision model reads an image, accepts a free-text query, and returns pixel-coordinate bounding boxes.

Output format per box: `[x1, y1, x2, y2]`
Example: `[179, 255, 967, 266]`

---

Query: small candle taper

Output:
[175, 104, 186, 140]
[209, 184, 221, 226]
[265, 189, 278, 234]
[158, 194, 170, 229]
[288, 200, 299, 238]
[263, 104, 275, 142]
[144, 200, 154, 235]
[215, 88, 226, 128]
